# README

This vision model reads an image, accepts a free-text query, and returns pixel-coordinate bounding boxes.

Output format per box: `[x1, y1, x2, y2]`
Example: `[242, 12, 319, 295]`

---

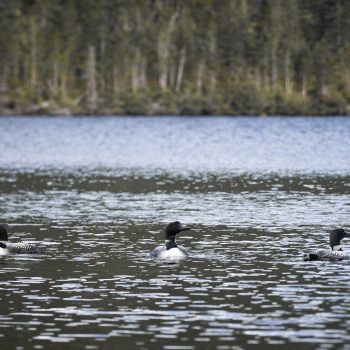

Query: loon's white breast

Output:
[0, 243, 9, 256]
[158, 247, 187, 260]
[151, 245, 188, 261]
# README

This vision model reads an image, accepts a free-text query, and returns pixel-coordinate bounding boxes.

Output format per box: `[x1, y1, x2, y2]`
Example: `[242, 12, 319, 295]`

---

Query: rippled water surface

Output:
[1, 116, 350, 350]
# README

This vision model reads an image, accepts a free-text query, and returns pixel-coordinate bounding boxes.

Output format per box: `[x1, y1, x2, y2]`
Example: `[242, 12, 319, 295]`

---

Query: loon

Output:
[0, 224, 41, 255]
[304, 228, 350, 261]
[150, 221, 191, 260]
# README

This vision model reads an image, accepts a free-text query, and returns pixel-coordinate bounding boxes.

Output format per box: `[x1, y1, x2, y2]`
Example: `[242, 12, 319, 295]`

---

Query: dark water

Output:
[0, 116, 350, 350]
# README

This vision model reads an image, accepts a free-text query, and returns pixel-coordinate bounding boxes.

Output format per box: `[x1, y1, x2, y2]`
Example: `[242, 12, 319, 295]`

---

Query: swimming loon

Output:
[304, 228, 350, 261]
[150, 221, 191, 260]
[0, 225, 41, 255]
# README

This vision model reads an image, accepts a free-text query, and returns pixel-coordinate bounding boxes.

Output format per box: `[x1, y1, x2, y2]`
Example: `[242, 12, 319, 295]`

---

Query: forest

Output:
[0, 0, 349, 116]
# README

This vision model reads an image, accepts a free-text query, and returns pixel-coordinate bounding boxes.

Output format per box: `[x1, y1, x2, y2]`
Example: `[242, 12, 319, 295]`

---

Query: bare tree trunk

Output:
[30, 19, 37, 92]
[60, 60, 67, 98]
[158, 41, 168, 91]
[285, 52, 292, 96]
[346, 69, 350, 95]
[99, 31, 106, 97]
[158, 11, 178, 92]
[255, 67, 261, 90]
[169, 65, 176, 89]
[210, 74, 216, 92]
[0, 66, 8, 93]
[241, 0, 247, 17]
[175, 48, 186, 92]
[271, 45, 278, 92]
[321, 80, 328, 97]
[87, 45, 97, 114]
[197, 61, 205, 94]
[112, 67, 119, 94]
[302, 72, 307, 99]
[140, 57, 147, 89]
[208, 29, 216, 92]
[263, 54, 269, 91]
[49, 61, 59, 92]
[131, 62, 138, 93]
[12, 54, 19, 82]
[131, 48, 146, 93]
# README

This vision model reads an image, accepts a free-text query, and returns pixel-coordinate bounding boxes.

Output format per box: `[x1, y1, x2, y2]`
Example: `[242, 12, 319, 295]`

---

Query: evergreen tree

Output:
[0, 0, 348, 115]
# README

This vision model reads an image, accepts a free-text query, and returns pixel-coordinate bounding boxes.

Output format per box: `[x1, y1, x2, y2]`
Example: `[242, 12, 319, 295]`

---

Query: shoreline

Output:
[0, 112, 349, 117]
[1, 92, 349, 117]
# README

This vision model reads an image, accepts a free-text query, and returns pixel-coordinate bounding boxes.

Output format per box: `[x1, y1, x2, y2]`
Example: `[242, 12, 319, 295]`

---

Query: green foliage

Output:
[0, 0, 349, 115]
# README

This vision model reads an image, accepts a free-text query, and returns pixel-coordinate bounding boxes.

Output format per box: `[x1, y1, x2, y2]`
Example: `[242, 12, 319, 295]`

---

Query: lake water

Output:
[0, 116, 350, 350]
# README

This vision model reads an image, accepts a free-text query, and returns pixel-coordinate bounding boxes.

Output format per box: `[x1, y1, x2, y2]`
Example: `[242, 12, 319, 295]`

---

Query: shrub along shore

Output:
[1, 90, 348, 116]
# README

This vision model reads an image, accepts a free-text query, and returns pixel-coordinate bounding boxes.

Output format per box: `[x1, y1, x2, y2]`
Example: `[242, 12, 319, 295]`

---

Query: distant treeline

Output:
[0, 0, 349, 116]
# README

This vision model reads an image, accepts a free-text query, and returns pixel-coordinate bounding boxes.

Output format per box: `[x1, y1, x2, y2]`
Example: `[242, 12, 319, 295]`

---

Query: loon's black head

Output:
[165, 221, 191, 241]
[329, 228, 350, 250]
[0, 225, 8, 241]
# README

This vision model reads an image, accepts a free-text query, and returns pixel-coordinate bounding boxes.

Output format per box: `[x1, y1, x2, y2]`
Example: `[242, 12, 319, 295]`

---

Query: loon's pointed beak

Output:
[344, 231, 350, 238]
[180, 225, 191, 232]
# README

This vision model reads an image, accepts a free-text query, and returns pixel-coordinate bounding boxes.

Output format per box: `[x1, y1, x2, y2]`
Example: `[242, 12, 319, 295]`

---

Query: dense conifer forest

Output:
[0, 0, 349, 115]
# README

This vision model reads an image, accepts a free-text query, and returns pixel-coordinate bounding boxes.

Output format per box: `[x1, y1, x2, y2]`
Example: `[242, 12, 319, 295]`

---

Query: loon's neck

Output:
[165, 239, 177, 250]
[332, 245, 342, 252]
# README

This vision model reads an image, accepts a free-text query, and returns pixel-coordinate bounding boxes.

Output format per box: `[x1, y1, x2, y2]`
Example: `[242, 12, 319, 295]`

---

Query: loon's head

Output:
[0, 225, 8, 241]
[329, 228, 350, 251]
[165, 221, 191, 241]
